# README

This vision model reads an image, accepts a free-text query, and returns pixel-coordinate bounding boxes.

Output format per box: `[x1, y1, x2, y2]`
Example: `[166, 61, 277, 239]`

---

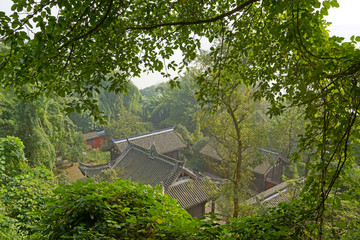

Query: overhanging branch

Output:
[126, 0, 259, 31]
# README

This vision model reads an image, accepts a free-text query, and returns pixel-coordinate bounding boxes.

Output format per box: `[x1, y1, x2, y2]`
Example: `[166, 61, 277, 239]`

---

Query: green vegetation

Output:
[0, 136, 27, 176]
[141, 76, 200, 132]
[33, 179, 196, 239]
[1, 136, 360, 239]
[1, 0, 360, 239]
[84, 148, 110, 164]
[0, 90, 87, 168]
[0, 137, 55, 237]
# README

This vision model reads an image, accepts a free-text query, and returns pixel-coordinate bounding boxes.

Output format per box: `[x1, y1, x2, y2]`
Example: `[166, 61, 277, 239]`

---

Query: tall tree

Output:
[105, 108, 152, 141]
[142, 76, 200, 132]
[199, 76, 268, 218]
[191, 2, 360, 235]
[69, 80, 142, 132]
[0, 136, 28, 177]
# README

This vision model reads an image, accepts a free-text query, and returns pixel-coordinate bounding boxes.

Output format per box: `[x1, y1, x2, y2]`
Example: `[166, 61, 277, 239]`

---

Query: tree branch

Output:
[126, 0, 259, 31]
[57, 0, 113, 52]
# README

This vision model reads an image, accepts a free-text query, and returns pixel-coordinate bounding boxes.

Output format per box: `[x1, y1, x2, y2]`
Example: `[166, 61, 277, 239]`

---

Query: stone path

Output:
[56, 162, 84, 181]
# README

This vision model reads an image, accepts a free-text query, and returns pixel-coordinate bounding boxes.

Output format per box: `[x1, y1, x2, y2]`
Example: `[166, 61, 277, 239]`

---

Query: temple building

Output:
[84, 131, 106, 149]
[105, 127, 187, 160]
[199, 140, 288, 193]
[79, 143, 217, 218]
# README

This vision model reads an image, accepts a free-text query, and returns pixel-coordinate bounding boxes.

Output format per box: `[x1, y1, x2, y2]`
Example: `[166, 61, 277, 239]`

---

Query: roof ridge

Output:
[79, 162, 112, 168]
[260, 147, 280, 155]
[111, 143, 133, 168]
[113, 127, 175, 143]
[112, 143, 184, 168]
[163, 161, 184, 188]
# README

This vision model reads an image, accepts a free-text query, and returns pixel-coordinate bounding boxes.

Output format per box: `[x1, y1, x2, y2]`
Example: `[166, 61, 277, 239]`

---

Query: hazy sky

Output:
[1, 0, 360, 89]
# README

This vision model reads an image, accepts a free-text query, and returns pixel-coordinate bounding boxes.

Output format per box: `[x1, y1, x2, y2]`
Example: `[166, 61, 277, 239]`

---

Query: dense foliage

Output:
[69, 81, 143, 132]
[0, 136, 55, 237]
[141, 76, 200, 132]
[1, 167, 55, 235]
[0, 136, 27, 176]
[33, 179, 197, 239]
[0, 90, 86, 168]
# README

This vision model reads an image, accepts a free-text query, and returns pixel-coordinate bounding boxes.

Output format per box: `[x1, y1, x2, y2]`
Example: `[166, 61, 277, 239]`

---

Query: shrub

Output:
[0, 167, 55, 235]
[33, 179, 198, 239]
[0, 136, 28, 177]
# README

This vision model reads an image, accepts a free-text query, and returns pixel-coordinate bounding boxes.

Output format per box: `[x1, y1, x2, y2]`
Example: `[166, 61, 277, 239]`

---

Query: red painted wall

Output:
[92, 136, 106, 149]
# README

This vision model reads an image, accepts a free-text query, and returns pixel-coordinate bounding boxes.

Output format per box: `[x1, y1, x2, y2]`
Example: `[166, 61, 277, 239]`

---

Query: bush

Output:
[33, 179, 198, 239]
[0, 136, 28, 177]
[0, 200, 23, 240]
[0, 167, 55, 235]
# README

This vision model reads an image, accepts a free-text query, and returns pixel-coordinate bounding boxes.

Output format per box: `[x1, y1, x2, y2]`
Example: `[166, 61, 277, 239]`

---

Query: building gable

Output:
[112, 144, 183, 188]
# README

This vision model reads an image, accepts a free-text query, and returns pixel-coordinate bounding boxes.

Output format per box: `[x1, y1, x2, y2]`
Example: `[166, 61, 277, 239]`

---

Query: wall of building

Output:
[186, 202, 206, 218]
[86, 136, 106, 149]
[265, 160, 283, 185]
[250, 172, 265, 193]
[86, 139, 94, 149]
[93, 136, 106, 149]
[164, 150, 179, 160]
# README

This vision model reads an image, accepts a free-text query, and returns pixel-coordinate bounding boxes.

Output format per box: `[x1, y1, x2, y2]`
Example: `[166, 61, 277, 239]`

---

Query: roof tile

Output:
[166, 179, 215, 209]
[113, 127, 186, 154]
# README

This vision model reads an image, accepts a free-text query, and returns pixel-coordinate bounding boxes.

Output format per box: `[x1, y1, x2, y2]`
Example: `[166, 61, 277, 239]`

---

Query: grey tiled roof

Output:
[113, 144, 184, 188]
[166, 178, 215, 210]
[78, 161, 113, 178]
[246, 180, 300, 207]
[113, 127, 186, 154]
[263, 190, 293, 208]
[246, 181, 288, 205]
[199, 140, 222, 161]
[79, 144, 184, 188]
[199, 140, 287, 175]
[252, 148, 287, 175]
[79, 143, 217, 211]
[84, 132, 100, 141]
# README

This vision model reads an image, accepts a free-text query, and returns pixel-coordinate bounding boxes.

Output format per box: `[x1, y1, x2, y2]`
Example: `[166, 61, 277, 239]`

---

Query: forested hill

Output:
[69, 80, 144, 133]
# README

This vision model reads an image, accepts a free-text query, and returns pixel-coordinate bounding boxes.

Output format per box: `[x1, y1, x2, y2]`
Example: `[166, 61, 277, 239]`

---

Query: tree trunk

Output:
[232, 146, 242, 218]
[228, 104, 242, 219]
[211, 200, 216, 213]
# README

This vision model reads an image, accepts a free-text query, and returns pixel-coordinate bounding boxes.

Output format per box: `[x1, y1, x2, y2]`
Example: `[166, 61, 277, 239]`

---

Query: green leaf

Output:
[314, 1, 321, 8]
[323, 1, 331, 9]
[330, 0, 339, 8]
[320, 7, 328, 15]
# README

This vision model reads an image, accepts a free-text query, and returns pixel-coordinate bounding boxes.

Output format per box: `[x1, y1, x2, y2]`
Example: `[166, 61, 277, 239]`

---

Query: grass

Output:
[84, 148, 110, 164]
